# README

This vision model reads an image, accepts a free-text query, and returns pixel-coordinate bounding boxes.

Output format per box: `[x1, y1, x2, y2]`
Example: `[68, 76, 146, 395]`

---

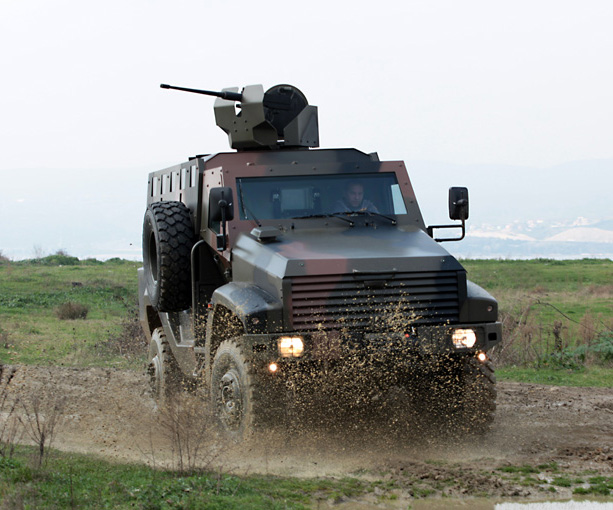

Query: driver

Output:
[333, 181, 379, 213]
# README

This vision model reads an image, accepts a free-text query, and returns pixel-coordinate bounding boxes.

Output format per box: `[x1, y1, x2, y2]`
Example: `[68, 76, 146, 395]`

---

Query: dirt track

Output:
[1, 364, 612, 502]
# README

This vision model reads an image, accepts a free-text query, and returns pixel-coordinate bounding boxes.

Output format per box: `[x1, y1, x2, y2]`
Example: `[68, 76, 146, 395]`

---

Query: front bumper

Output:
[239, 321, 502, 363]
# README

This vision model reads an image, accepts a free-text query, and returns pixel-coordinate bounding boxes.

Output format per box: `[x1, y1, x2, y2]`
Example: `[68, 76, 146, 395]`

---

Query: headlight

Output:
[278, 336, 304, 357]
[452, 328, 477, 349]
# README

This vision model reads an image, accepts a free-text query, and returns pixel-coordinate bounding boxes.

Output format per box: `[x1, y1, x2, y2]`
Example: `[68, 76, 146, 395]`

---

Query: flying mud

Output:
[1, 364, 611, 501]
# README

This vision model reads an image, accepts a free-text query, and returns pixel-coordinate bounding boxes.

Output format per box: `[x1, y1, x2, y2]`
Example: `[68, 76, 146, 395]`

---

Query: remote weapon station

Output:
[139, 83, 502, 440]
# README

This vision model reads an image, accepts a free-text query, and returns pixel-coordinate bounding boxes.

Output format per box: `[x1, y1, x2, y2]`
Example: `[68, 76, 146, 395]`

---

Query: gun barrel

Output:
[160, 84, 242, 101]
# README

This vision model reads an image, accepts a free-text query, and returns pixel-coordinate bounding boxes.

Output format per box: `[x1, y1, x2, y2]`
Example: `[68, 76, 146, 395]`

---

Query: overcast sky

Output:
[1, 0, 612, 259]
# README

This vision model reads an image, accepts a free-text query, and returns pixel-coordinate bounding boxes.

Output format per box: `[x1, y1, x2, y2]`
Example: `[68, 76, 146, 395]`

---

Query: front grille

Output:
[290, 271, 462, 331]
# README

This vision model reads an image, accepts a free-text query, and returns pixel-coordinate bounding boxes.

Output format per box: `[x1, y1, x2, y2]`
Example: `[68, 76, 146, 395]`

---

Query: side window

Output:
[161, 174, 170, 195]
[391, 184, 407, 214]
[151, 176, 160, 197]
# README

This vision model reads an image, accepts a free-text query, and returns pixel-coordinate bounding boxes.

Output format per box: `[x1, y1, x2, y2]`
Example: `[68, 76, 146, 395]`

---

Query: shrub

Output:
[575, 331, 613, 364]
[157, 393, 217, 473]
[55, 302, 89, 320]
[41, 254, 80, 266]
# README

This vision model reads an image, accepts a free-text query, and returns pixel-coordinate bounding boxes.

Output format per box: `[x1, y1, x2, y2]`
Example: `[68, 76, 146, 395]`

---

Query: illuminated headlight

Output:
[452, 328, 477, 349]
[278, 336, 304, 357]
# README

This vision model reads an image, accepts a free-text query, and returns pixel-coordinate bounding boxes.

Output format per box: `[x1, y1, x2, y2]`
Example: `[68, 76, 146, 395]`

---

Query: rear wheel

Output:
[148, 328, 182, 403]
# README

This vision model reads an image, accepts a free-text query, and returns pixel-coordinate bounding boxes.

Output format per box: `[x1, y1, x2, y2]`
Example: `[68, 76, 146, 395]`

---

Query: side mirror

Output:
[209, 187, 234, 251]
[449, 187, 469, 221]
[209, 187, 235, 222]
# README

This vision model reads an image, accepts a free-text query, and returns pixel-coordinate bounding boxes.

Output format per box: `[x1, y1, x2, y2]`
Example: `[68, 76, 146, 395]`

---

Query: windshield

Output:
[236, 173, 407, 221]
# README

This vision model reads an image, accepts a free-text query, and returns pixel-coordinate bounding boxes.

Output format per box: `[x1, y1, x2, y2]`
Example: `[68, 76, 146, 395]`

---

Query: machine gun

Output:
[160, 83, 319, 150]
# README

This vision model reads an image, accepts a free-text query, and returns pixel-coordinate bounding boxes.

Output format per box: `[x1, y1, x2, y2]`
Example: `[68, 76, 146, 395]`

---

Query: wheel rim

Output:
[148, 231, 158, 285]
[149, 354, 162, 397]
[218, 369, 243, 431]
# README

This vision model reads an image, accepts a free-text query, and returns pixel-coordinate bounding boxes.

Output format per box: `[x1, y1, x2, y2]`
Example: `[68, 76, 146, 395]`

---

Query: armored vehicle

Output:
[139, 83, 502, 440]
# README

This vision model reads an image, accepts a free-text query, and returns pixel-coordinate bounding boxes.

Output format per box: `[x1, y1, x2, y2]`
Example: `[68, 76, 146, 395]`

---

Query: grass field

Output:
[0, 255, 611, 383]
[0, 255, 143, 368]
[1, 445, 611, 508]
[1, 256, 612, 507]
[0, 445, 365, 510]
[462, 259, 613, 374]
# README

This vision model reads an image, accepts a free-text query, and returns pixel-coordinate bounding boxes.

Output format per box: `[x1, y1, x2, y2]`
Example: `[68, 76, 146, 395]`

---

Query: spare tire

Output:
[142, 201, 194, 312]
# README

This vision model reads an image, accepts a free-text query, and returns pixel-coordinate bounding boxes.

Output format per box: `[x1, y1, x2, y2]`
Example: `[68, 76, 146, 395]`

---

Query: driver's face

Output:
[345, 184, 364, 208]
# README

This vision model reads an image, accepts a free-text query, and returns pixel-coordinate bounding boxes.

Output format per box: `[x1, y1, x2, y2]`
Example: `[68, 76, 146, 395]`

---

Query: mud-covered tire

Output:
[148, 328, 182, 403]
[210, 339, 269, 441]
[142, 201, 194, 312]
[460, 357, 496, 433]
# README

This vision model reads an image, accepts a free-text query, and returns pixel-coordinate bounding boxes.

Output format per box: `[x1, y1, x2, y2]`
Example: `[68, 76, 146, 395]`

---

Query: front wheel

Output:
[210, 340, 261, 441]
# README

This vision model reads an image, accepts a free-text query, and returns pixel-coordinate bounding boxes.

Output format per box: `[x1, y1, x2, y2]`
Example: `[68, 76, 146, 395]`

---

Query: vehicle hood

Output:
[232, 226, 464, 294]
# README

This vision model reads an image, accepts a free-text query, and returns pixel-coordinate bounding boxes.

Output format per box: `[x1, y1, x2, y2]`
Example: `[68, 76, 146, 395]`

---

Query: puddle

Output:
[410, 500, 613, 510]
[496, 501, 613, 509]
[330, 499, 613, 510]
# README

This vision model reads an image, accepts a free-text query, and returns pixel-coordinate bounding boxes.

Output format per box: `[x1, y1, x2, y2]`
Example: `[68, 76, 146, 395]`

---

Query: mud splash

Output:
[1, 364, 612, 502]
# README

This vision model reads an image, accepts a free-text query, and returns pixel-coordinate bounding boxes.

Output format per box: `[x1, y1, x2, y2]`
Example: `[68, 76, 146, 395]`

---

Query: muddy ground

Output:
[1, 364, 612, 505]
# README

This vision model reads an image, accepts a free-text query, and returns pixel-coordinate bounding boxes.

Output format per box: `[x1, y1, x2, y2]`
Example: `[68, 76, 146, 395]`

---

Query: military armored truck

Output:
[139, 83, 502, 440]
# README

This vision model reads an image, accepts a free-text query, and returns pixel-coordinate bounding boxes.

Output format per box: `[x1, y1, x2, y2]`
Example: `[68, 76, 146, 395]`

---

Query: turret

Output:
[160, 83, 319, 150]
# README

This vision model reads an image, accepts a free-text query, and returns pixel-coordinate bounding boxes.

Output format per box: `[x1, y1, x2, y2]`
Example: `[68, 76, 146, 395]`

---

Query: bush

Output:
[55, 302, 89, 320]
[41, 254, 80, 266]
[575, 331, 613, 364]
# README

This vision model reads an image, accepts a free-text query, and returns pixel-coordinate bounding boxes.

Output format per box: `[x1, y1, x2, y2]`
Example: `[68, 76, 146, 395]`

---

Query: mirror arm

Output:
[427, 219, 466, 242]
[216, 203, 228, 251]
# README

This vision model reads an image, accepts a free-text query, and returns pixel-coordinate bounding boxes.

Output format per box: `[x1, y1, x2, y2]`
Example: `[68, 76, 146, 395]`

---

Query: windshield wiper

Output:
[237, 180, 261, 227]
[344, 210, 397, 225]
[291, 213, 355, 226]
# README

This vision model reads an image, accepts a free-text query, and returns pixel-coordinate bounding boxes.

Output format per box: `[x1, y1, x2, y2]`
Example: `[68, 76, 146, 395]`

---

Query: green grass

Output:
[0, 446, 369, 509]
[498, 366, 613, 387]
[493, 462, 612, 497]
[461, 258, 613, 292]
[2, 446, 612, 506]
[462, 259, 613, 377]
[463, 258, 612, 329]
[1, 256, 611, 385]
[0, 257, 143, 368]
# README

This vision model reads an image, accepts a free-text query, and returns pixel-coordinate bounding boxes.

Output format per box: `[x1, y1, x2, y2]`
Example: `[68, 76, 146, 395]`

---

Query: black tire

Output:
[148, 327, 182, 403]
[142, 201, 194, 312]
[210, 339, 269, 441]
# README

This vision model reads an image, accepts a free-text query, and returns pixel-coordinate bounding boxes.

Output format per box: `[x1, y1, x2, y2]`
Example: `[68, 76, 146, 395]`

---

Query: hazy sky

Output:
[1, 0, 612, 259]
[2, 0, 612, 169]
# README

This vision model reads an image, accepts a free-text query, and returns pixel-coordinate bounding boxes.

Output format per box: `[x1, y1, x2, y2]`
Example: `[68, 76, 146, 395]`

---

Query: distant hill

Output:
[1, 159, 611, 260]
[408, 158, 611, 227]
[408, 159, 612, 259]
